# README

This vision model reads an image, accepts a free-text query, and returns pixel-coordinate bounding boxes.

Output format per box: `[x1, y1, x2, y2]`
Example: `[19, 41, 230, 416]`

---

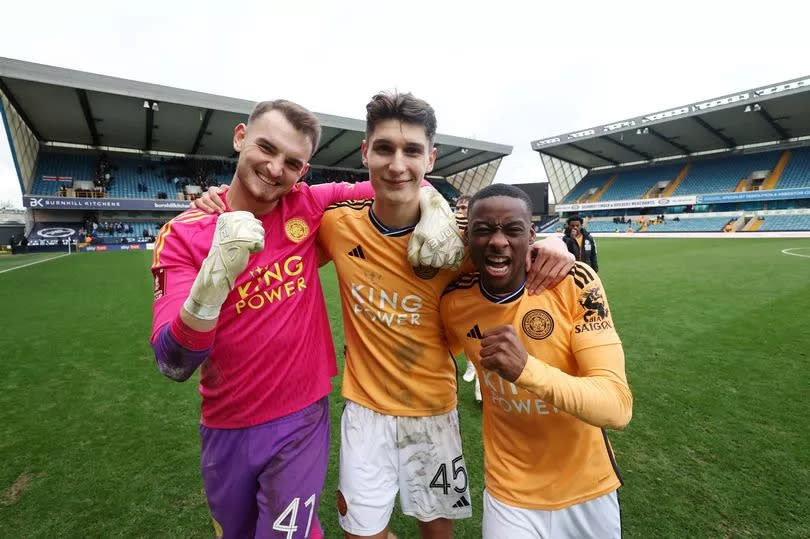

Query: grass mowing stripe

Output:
[0, 253, 70, 273]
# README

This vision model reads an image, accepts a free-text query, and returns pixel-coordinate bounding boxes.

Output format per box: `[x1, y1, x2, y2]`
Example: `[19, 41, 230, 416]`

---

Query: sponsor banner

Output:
[23, 195, 189, 211]
[78, 243, 149, 252]
[556, 195, 696, 212]
[697, 187, 810, 204]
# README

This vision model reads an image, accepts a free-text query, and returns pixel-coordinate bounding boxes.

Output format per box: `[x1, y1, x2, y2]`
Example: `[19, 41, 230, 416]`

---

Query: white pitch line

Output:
[781, 247, 810, 259]
[0, 253, 71, 274]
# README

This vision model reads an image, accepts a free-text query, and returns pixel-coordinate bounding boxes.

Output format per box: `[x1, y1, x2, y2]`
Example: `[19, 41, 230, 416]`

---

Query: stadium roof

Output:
[531, 75, 810, 170]
[0, 57, 510, 176]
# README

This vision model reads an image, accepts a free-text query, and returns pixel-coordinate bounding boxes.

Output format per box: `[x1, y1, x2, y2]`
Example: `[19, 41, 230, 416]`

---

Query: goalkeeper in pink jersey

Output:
[150, 100, 464, 539]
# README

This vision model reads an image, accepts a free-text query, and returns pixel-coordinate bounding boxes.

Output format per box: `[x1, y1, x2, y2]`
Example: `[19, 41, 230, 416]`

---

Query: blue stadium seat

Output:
[560, 173, 613, 204]
[644, 217, 731, 232]
[584, 221, 625, 233]
[674, 151, 781, 195]
[756, 214, 810, 231]
[598, 164, 683, 201]
[775, 148, 810, 189]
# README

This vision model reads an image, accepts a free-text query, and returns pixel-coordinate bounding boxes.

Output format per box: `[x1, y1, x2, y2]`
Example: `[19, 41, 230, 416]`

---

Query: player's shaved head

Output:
[468, 184, 533, 222]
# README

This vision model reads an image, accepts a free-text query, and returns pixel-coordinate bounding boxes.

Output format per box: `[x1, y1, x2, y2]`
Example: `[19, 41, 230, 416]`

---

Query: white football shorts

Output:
[337, 400, 472, 535]
[482, 488, 621, 539]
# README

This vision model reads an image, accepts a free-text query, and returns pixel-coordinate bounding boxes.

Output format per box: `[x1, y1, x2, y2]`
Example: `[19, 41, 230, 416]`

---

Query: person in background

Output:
[563, 216, 598, 273]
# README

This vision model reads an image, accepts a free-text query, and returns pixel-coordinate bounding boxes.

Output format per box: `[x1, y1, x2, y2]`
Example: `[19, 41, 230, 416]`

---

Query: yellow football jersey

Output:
[319, 200, 469, 416]
[440, 263, 628, 510]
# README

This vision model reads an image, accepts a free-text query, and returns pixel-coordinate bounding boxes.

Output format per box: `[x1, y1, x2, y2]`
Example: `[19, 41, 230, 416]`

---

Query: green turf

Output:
[0, 239, 809, 537]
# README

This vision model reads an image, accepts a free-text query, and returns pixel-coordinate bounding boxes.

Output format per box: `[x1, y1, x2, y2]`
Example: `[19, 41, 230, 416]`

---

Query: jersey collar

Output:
[369, 204, 416, 237]
[479, 279, 526, 304]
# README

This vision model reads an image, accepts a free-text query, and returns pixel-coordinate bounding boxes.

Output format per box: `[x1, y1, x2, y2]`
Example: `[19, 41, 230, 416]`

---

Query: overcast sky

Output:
[1, 0, 809, 207]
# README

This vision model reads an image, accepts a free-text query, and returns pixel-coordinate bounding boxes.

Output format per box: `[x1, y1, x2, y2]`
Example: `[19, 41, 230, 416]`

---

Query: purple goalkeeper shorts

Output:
[200, 396, 330, 539]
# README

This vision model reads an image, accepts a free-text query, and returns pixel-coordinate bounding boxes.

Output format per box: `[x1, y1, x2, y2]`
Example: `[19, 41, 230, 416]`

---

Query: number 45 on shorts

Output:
[429, 455, 468, 496]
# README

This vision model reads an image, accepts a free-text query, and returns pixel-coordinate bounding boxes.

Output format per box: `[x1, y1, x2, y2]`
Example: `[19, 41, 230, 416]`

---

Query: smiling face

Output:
[361, 119, 436, 207]
[232, 109, 312, 210]
[467, 195, 536, 294]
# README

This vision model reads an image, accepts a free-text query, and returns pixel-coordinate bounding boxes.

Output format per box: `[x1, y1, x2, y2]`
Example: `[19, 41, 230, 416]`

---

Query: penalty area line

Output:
[781, 247, 810, 259]
[0, 253, 71, 274]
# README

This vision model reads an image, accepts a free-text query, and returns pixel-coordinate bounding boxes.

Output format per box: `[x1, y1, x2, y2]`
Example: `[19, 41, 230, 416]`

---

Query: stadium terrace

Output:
[532, 75, 810, 237]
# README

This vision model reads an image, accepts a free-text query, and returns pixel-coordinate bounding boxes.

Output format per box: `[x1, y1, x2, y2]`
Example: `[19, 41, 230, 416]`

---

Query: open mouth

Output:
[484, 255, 511, 277]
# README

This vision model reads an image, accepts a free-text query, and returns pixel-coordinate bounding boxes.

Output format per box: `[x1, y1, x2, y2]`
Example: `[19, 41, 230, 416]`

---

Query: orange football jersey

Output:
[319, 200, 471, 416]
[440, 263, 629, 510]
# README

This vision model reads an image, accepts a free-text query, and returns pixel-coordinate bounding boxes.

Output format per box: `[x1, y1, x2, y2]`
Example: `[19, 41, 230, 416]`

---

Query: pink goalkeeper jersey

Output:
[150, 181, 374, 428]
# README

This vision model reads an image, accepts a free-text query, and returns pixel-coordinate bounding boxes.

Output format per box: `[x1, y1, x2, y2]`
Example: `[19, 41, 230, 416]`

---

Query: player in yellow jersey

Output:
[440, 184, 633, 538]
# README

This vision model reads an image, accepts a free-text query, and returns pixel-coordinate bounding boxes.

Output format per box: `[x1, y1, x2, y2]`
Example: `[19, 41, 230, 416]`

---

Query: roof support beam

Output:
[440, 154, 504, 178]
[535, 149, 590, 169]
[431, 150, 486, 176]
[312, 129, 347, 159]
[330, 147, 360, 167]
[648, 128, 691, 154]
[757, 106, 790, 140]
[145, 106, 154, 152]
[568, 143, 619, 166]
[0, 77, 43, 140]
[76, 89, 100, 147]
[190, 109, 214, 155]
[604, 136, 652, 161]
[692, 117, 735, 148]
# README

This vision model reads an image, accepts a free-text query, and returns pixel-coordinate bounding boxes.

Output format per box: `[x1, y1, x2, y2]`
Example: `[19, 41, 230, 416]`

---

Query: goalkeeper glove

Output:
[183, 211, 265, 320]
[407, 185, 465, 270]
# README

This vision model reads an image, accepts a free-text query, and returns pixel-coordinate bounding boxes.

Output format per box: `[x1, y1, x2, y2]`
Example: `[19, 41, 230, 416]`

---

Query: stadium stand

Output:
[584, 220, 625, 233]
[598, 164, 683, 201]
[755, 214, 810, 231]
[30, 152, 96, 195]
[644, 217, 732, 232]
[559, 173, 612, 203]
[776, 147, 810, 189]
[29, 150, 379, 201]
[674, 151, 781, 196]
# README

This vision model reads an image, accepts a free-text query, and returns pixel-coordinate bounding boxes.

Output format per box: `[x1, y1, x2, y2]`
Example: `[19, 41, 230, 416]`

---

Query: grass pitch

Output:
[1, 238, 809, 537]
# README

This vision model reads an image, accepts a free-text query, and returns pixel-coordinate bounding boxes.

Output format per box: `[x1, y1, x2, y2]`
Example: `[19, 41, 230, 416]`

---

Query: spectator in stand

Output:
[563, 216, 599, 273]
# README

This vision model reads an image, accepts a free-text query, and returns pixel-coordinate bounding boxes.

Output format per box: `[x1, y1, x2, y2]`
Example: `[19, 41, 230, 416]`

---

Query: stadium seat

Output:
[644, 217, 731, 232]
[598, 164, 683, 201]
[560, 173, 613, 204]
[775, 147, 810, 189]
[674, 151, 781, 195]
[755, 214, 810, 231]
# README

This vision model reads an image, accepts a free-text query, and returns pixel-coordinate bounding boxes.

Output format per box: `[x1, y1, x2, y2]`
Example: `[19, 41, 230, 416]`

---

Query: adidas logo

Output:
[347, 245, 365, 259]
[466, 324, 482, 339]
[452, 495, 470, 508]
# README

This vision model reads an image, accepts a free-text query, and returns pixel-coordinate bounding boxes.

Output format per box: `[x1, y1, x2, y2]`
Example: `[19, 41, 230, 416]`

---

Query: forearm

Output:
[515, 351, 632, 429]
[151, 316, 216, 382]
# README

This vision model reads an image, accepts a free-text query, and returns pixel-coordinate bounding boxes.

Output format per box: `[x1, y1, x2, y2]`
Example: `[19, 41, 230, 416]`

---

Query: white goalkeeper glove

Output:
[183, 211, 265, 320]
[407, 185, 465, 270]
